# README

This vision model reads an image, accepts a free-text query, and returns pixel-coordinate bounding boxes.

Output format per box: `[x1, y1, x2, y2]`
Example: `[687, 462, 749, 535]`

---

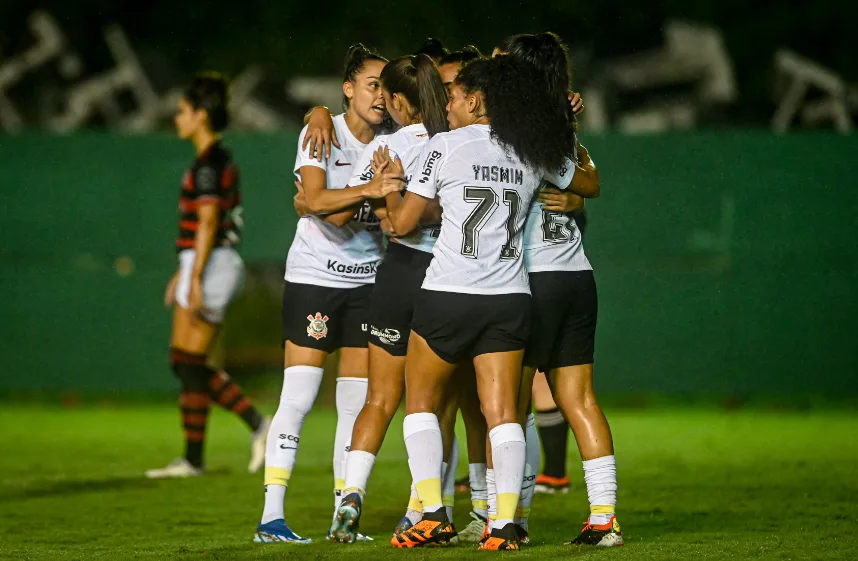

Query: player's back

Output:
[408, 124, 543, 295]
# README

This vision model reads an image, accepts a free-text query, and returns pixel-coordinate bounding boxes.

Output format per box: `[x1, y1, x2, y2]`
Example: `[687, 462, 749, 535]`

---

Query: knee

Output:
[365, 391, 400, 419]
[561, 389, 601, 418]
[480, 402, 518, 429]
[279, 366, 324, 417]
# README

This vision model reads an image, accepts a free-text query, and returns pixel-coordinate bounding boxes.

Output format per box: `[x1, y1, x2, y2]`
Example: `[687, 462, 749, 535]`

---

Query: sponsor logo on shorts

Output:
[307, 312, 329, 340]
[326, 260, 377, 275]
[370, 325, 401, 346]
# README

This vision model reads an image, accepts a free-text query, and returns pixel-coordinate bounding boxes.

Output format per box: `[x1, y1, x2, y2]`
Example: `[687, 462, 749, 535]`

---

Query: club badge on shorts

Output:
[307, 313, 329, 340]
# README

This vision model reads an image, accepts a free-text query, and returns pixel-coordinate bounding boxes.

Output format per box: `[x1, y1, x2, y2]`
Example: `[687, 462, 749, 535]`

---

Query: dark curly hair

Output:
[379, 54, 449, 137]
[455, 56, 573, 172]
[439, 45, 484, 67]
[415, 37, 449, 61]
[184, 73, 230, 132]
[496, 32, 576, 131]
[342, 43, 388, 110]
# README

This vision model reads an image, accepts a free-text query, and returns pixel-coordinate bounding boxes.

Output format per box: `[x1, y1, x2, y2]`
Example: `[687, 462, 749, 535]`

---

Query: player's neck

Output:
[192, 129, 218, 155]
[344, 110, 375, 144]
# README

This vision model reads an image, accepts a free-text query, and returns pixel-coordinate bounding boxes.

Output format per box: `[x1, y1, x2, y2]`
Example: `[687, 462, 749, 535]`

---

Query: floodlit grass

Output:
[1, 404, 856, 559]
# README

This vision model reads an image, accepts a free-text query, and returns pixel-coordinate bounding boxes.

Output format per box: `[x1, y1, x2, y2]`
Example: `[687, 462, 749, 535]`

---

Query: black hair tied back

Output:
[184, 73, 230, 132]
[342, 43, 387, 109]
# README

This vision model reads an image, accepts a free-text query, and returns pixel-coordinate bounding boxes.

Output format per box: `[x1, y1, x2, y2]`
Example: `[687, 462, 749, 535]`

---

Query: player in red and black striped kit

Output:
[147, 74, 270, 479]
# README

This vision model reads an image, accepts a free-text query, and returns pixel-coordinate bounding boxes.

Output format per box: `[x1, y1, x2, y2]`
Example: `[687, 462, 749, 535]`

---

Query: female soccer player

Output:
[254, 44, 398, 544]
[496, 32, 622, 547]
[146, 74, 269, 480]
[321, 53, 451, 544]
[367, 55, 576, 550]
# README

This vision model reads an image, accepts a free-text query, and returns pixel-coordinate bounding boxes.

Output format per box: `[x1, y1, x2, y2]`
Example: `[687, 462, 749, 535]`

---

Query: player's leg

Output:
[473, 350, 527, 551]
[455, 362, 490, 541]
[146, 262, 224, 478]
[546, 271, 622, 547]
[533, 371, 570, 493]
[255, 282, 343, 544]
[438, 393, 459, 523]
[391, 331, 458, 547]
[514, 366, 539, 542]
[208, 369, 269, 473]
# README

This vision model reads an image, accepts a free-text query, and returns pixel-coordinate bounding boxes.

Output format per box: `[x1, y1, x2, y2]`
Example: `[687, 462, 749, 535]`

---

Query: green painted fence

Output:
[1, 131, 856, 394]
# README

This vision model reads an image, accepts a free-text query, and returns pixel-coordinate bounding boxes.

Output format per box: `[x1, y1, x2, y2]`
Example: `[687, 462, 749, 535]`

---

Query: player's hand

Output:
[187, 276, 204, 314]
[294, 192, 311, 217]
[302, 107, 339, 161]
[569, 91, 584, 115]
[363, 161, 405, 199]
[164, 273, 178, 308]
[373, 146, 405, 177]
[539, 186, 585, 213]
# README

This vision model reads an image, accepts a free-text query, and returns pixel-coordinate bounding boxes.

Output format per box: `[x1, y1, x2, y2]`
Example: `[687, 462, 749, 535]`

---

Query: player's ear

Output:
[391, 93, 403, 112]
[343, 81, 354, 103]
[466, 92, 479, 115]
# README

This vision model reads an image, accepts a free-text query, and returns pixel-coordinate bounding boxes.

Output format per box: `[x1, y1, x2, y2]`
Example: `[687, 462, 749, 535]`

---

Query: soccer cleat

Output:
[534, 474, 569, 494]
[145, 458, 203, 479]
[457, 511, 487, 542]
[569, 515, 624, 547]
[253, 519, 312, 544]
[516, 524, 530, 545]
[478, 522, 520, 551]
[248, 416, 271, 474]
[329, 492, 363, 543]
[390, 510, 456, 548]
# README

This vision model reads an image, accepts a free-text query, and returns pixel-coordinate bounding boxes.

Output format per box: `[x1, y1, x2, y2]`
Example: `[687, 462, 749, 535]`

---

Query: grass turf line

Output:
[0, 405, 856, 560]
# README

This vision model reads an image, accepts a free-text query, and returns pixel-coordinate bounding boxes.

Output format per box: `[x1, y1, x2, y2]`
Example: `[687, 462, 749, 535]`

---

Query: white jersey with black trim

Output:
[523, 149, 592, 272]
[406, 124, 546, 295]
[352, 123, 439, 253]
[285, 114, 384, 288]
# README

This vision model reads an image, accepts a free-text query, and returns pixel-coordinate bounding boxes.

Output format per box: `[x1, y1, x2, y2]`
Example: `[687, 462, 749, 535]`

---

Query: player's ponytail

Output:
[184, 73, 230, 132]
[413, 54, 449, 137]
[439, 45, 484, 67]
[455, 56, 572, 172]
[342, 43, 387, 109]
[380, 55, 449, 137]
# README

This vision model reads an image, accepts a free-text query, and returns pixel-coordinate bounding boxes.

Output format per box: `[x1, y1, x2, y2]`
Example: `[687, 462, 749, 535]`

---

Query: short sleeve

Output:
[407, 135, 446, 199]
[348, 137, 388, 187]
[542, 156, 576, 190]
[293, 126, 326, 175]
[194, 164, 221, 200]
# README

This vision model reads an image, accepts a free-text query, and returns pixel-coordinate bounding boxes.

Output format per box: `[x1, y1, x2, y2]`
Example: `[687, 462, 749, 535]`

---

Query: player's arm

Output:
[301, 106, 339, 161]
[384, 192, 430, 237]
[538, 187, 586, 215]
[380, 140, 442, 237]
[568, 143, 599, 198]
[193, 202, 219, 278]
[293, 177, 358, 226]
[299, 166, 376, 215]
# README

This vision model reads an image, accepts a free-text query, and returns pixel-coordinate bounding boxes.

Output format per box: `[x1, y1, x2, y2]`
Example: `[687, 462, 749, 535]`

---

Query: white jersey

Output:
[349, 123, 439, 253]
[407, 124, 546, 295]
[285, 114, 384, 288]
[524, 151, 592, 272]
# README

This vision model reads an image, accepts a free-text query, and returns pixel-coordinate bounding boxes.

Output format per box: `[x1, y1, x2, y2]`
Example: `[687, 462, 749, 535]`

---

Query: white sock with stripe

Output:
[469, 463, 488, 519]
[583, 455, 617, 526]
[490, 423, 526, 529]
[403, 413, 444, 514]
[516, 413, 540, 531]
[261, 365, 324, 524]
[333, 377, 368, 517]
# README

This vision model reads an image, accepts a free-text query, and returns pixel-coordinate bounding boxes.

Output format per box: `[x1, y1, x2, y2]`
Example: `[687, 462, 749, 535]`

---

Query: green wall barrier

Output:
[1, 132, 856, 394]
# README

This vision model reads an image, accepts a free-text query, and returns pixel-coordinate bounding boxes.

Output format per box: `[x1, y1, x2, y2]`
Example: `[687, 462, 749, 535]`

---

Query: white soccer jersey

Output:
[350, 123, 439, 253]
[285, 114, 384, 288]
[406, 124, 545, 295]
[523, 152, 592, 272]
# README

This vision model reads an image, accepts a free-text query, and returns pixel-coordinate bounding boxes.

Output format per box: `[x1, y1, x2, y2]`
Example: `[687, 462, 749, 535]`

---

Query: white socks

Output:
[333, 377, 368, 513]
[516, 413, 540, 531]
[343, 450, 376, 498]
[261, 365, 324, 524]
[442, 435, 459, 520]
[403, 412, 444, 514]
[469, 462, 488, 519]
[583, 455, 617, 525]
[486, 467, 496, 531]
[489, 423, 526, 529]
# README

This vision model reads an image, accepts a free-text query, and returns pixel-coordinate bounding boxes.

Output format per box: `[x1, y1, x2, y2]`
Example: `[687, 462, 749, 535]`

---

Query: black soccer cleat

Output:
[569, 515, 624, 547]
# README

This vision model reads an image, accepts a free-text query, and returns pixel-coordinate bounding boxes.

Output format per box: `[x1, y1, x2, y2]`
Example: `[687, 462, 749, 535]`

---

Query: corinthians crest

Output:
[307, 313, 329, 340]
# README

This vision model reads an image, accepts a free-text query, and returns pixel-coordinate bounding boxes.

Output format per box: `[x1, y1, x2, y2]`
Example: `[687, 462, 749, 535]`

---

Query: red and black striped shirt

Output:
[177, 141, 242, 253]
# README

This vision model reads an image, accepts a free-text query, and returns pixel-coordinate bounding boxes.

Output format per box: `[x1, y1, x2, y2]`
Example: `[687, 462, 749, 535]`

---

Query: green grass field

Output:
[1, 404, 856, 560]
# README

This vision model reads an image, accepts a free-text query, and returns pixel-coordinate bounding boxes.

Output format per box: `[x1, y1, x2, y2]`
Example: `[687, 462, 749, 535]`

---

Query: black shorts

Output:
[282, 281, 372, 353]
[411, 289, 531, 364]
[524, 270, 597, 371]
[369, 241, 434, 356]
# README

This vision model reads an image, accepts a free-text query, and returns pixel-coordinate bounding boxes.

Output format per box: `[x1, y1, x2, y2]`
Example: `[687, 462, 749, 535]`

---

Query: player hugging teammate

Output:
[254, 33, 621, 551]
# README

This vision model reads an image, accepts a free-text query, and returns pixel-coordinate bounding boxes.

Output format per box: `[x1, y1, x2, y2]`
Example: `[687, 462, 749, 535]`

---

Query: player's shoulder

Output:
[389, 123, 428, 146]
[434, 124, 488, 151]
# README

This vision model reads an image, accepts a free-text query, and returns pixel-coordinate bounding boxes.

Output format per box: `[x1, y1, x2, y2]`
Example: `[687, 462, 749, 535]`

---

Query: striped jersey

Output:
[176, 141, 242, 253]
